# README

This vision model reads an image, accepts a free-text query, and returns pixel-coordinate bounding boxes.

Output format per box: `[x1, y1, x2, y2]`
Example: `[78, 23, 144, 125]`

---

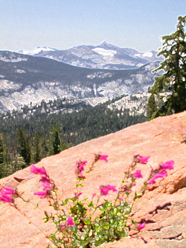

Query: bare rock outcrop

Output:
[0, 111, 186, 247]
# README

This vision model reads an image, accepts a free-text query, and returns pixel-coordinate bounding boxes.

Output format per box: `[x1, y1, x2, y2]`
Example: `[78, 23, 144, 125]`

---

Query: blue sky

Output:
[0, 0, 186, 52]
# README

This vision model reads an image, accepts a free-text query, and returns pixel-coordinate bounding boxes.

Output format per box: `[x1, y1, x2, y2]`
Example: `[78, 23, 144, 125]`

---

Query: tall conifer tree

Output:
[17, 127, 31, 167]
[33, 132, 41, 163]
[47, 122, 61, 156]
[149, 15, 186, 118]
[0, 134, 4, 178]
[147, 94, 157, 120]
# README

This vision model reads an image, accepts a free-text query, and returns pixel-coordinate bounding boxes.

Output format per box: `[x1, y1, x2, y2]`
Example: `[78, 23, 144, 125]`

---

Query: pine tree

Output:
[0, 134, 4, 178]
[12, 153, 26, 172]
[47, 122, 61, 156]
[150, 15, 186, 118]
[33, 132, 41, 163]
[147, 94, 158, 120]
[17, 127, 31, 167]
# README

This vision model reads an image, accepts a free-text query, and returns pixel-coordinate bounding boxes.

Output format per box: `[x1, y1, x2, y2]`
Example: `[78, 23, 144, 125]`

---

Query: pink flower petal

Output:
[100, 186, 109, 196]
[42, 184, 53, 190]
[99, 155, 108, 162]
[61, 226, 66, 231]
[66, 217, 75, 226]
[148, 169, 168, 184]
[39, 176, 50, 184]
[137, 155, 150, 164]
[34, 191, 48, 199]
[0, 193, 12, 203]
[30, 164, 48, 176]
[132, 170, 143, 179]
[74, 192, 82, 197]
[138, 223, 146, 231]
[161, 160, 174, 170]
[100, 184, 117, 196]
[1, 186, 15, 195]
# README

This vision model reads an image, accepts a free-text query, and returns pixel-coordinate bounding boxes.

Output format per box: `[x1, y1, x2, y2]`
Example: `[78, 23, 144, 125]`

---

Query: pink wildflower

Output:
[76, 160, 87, 167]
[66, 217, 75, 227]
[92, 193, 96, 198]
[118, 197, 122, 201]
[132, 170, 143, 179]
[160, 160, 174, 170]
[107, 185, 117, 192]
[100, 186, 109, 196]
[137, 222, 146, 231]
[1, 186, 15, 195]
[99, 155, 108, 162]
[61, 225, 66, 231]
[148, 170, 168, 185]
[39, 176, 50, 184]
[0, 193, 12, 203]
[34, 191, 48, 199]
[100, 184, 117, 196]
[137, 155, 150, 164]
[74, 192, 82, 197]
[95, 152, 108, 163]
[30, 164, 48, 177]
[75, 160, 87, 177]
[42, 184, 53, 190]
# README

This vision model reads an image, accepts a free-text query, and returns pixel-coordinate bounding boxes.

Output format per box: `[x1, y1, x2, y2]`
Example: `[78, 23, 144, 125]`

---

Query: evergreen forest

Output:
[0, 98, 146, 179]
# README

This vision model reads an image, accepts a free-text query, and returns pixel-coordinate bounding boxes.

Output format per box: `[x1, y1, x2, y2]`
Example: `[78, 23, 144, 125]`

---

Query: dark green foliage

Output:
[147, 94, 157, 120]
[47, 122, 61, 156]
[0, 134, 4, 178]
[33, 132, 41, 163]
[17, 127, 31, 167]
[149, 15, 186, 118]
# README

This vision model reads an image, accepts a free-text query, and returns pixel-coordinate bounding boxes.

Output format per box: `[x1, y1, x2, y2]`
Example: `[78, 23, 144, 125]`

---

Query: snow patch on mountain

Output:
[92, 48, 117, 58]
[19, 46, 58, 55]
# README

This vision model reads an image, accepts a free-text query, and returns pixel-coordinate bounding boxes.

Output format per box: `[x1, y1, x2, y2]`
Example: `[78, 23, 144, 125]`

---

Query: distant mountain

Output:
[19, 46, 58, 55]
[0, 50, 162, 112]
[19, 41, 163, 70]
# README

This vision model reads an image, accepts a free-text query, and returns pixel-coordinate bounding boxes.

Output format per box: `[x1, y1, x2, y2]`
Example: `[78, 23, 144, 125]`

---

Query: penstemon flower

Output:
[160, 160, 174, 170]
[34, 191, 48, 199]
[100, 184, 117, 196]
[0, 192, 13, 203]
[30, 164, 48, 177]
[66, 217, 75, 227]
[1, 153, 175, 247]
[132, 170, 143, 179]
[136, 154, 150, 164]
[148, 169, 168, 184]
[95, 152, 108, 163]
[137, 222, 146, 231]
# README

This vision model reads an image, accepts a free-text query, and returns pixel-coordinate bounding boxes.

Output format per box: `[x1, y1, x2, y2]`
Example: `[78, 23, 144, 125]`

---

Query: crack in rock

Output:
[149, 202, 172, 215]
[163, 233, 183, 240]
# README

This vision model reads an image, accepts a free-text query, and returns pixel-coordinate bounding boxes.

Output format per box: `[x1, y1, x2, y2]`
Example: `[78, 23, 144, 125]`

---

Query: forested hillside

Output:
[0, 97, 146, 179]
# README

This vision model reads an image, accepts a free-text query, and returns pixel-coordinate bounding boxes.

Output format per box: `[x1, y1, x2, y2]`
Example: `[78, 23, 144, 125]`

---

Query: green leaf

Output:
[34, 203, 39, 209]
[88, 201, 94, 208]
[83, 218, 91, 225]
[103, 222, 110, 230]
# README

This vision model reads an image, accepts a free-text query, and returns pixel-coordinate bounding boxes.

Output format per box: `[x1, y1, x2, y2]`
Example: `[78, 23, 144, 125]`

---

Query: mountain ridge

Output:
[18, 42, 163, 70]
[0, 49, 162, 112]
